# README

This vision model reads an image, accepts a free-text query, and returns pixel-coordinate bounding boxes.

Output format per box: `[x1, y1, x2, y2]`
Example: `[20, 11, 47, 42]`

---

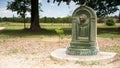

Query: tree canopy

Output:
[48, 0, 120, 16]
[7, 0, 31, 29]
[7, 0, 31, 18]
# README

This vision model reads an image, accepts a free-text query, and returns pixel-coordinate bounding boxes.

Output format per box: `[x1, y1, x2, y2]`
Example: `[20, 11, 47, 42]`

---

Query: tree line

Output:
[0, 16, 72, 23]
[1, 16, 120, 23]
[6, 0, 120, 31]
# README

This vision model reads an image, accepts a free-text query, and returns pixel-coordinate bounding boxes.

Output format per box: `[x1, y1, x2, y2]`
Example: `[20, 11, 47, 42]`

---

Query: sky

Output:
[0, 0, 119, 18]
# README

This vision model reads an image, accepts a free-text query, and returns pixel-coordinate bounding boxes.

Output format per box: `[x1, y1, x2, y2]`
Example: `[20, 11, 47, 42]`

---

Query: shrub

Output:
[55, 28, 64, 46]
[97, 18, 104, 23]
[55, 28, 64, 39]
[106, 19, 115, 26]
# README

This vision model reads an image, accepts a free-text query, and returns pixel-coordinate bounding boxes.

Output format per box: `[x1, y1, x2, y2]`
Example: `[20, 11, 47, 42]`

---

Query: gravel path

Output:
[0, 37, 120, 68]
[0, 27, 5, 30]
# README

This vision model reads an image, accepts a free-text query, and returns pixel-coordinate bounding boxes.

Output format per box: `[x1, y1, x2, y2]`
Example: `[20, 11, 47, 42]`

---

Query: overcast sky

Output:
[0, 0, 119, 18]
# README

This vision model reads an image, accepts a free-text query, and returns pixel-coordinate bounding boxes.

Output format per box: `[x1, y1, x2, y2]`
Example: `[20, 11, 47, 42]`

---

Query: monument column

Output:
[66, 5, 99, 55]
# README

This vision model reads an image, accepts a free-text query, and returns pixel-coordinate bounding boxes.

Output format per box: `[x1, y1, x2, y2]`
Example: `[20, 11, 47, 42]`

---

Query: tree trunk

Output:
[30, 0, 41, 31]
[23, 15, 26, 29]
[118, 9, 120, 22]
[23, 1, 26, 29]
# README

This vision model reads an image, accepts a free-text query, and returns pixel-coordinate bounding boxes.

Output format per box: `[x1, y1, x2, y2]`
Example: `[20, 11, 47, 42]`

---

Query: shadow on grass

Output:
[97, 27, 120, 34]
[63, 28, 120, 38]
[0, 29, 58, 38]
[63, 28, 120, 35]
[0, 27, 120, 38]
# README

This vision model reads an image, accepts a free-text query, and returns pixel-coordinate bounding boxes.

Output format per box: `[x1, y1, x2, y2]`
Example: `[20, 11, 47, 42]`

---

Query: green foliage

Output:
[55, 28, 64, 45]
[0, 17, 31, 23]
[55, 28, 64, 35]
[48, 0, 120, 16]
[55, 28, 64, 39]
[7, 0, 31, 18]
[0, 16, 72, 23]
[97, 18, 104, 23]
[106, 19, 115, 26]
[40, 16, 72, 23]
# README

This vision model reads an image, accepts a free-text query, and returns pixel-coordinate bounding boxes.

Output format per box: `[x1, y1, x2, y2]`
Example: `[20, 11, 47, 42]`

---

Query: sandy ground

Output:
[0, 37, 120, 68]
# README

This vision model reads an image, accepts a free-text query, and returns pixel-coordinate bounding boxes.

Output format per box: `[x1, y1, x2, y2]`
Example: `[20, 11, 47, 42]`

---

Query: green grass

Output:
[0, 22, 120, 38]
[75, 61, 88, 65]
[0, 22, 57, 38]
[97, 23, 120, 28]
[75, 61, 100, 65]
[0, 29, 58, 38]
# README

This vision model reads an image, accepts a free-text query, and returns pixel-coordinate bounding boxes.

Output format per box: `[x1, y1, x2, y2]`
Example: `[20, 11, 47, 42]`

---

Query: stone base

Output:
[51, 48, 116, 64]
[68, 41, 98, 55]
[66, 47, 98, 55]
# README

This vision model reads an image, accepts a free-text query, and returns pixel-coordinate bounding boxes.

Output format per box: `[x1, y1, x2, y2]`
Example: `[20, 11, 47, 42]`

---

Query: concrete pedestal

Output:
[51, 48, 116, 64]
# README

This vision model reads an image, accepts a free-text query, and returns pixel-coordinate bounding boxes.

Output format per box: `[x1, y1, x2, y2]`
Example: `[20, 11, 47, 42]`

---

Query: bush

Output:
[97, 18, 104, 23]
[106, 19, 115, 26]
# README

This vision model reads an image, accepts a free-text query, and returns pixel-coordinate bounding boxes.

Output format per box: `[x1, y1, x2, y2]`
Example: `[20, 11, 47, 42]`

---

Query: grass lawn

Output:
[0, 22, 120, 38]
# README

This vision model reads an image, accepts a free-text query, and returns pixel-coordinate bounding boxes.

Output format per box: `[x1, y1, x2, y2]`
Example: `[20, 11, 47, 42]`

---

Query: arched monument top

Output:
[72, 5, 97, 19]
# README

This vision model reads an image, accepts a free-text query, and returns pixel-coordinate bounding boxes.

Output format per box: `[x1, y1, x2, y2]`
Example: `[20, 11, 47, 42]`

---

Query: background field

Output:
[0, 22, 120, 38]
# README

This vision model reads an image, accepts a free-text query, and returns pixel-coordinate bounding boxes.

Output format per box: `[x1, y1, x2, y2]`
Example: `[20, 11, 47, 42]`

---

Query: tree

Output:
[119, 10, 120, 22]
[7, 0, 43, 31]
[7, 0, 31, 29]
[30, 0, 41, 30]
[48, 0, 120, 16]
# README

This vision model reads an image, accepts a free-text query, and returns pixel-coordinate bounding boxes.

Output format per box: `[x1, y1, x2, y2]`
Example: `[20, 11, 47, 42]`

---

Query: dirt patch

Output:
[0, 37, 120, 68]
